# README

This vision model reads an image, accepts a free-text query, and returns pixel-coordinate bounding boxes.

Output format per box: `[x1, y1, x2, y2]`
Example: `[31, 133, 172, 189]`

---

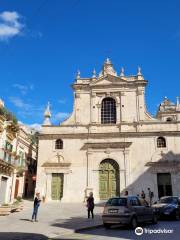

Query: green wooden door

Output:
[51, 173, 64, 200]
[99, 159, 119, 200]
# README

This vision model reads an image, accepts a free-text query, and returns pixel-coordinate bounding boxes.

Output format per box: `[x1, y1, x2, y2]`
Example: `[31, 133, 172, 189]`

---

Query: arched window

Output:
[55, 139, 63, 149]
[166, 117, 172, 122]
[101, 97, 116, 124]
[157, 137, 166, 148]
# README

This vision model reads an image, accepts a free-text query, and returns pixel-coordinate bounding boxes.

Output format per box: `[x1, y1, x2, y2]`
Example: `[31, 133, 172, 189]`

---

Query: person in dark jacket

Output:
[31, 192, 41, 222]
[87, 192, 94, 219]
[141, 190, 146, 199]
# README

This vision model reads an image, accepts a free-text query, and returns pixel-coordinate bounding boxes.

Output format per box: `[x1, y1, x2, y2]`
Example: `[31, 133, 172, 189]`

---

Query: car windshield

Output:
[159, 197, 177, 204]
[106, 198, 127, 206]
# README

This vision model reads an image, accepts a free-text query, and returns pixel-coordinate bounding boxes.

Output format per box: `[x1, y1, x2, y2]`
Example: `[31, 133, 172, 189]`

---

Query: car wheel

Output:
[175, 210, 180, 221]
[131, 217, 138, 229]
[152, 214, 158, 224]
[103, 223, 111, 229]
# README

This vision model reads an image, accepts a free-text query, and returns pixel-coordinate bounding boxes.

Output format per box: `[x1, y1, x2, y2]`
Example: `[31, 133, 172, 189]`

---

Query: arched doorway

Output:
[99, 159, 120, 200]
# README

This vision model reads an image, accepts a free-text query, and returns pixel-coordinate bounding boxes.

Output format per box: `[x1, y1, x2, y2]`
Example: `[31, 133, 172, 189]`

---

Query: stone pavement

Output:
[0, 200, 104, 239]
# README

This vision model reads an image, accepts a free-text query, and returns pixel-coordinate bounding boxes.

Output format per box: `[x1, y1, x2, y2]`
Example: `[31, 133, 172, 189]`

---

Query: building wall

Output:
[36, 132, 180, 202]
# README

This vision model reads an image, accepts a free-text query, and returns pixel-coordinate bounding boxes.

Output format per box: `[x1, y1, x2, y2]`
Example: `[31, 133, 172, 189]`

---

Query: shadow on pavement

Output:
[0, 232, 47, 240]
[20, 218, 32, 222]
[0, 233, 83, 240]
[51, 214, 102, 230]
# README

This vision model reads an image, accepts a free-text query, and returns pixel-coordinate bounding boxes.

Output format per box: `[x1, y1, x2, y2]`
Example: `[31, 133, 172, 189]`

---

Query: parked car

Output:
[152, 196, 180, 220]
[102, 196, 157, 229]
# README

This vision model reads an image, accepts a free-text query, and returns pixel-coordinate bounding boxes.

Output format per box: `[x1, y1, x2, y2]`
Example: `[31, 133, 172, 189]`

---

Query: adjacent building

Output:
[36, 59, 180, 202]
[0, 100, 37, 204]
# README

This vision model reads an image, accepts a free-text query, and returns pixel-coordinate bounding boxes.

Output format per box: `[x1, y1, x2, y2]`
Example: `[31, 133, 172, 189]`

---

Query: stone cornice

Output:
[42, 120, 180, 128]
[81, 142, 132, 150]
[41, 162, 71, 168]
[146, 160, 180, 167]
[38, 131, 180, 140]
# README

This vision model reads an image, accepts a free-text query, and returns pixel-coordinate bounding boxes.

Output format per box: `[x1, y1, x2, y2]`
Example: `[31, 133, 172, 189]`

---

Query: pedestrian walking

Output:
[87, 192, 94, 219]
[141, 190, 146, 199]
[147, 188, 154, 206]
[31, 192, 41, 222]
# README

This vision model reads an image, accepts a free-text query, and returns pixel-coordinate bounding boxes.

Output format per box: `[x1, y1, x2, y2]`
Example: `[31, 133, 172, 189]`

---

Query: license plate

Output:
[108, 209, 118, 213]
[164, 212, 170, 215]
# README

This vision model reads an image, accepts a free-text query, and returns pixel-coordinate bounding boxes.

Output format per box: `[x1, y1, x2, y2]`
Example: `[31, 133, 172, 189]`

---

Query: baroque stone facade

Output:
[36, 59, 180, 202]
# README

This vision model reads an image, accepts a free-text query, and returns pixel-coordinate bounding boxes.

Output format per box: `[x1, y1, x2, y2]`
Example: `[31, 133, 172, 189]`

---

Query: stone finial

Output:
[120, 67, 125, 77]
[76, 70, 81, 79]
[137, 66, 142, 76]
[105, 57, 111, 64]
[43, 102, 51, 125]
[101, 58, 117, 76]
[92, 68, 97, 78]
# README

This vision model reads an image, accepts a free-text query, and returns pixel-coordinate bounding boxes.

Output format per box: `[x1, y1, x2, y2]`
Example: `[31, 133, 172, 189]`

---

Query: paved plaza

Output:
[0, 200, 103, 239]
[0, 200, 180, 240]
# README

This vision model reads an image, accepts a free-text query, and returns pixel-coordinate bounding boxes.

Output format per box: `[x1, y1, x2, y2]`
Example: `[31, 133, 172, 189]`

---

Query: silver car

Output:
[102, 196, 157, 229]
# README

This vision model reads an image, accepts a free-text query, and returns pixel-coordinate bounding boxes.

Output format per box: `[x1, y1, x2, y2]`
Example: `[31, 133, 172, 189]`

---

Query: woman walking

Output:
[31, 192, 41, 222]
[87, 192, 94, 219]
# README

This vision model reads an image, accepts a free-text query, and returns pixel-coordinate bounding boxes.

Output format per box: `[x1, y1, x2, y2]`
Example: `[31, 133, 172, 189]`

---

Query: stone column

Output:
[91, 93, 97, 123]
[10, 169, 17, 203]
[124, 150, 130, 187]
[120, 92, 126, 122]
[137, 89, 145, 121]
[97, 104, 101, 124]
[45, 173, 52, 201]
[119, 149, 130, 194]
[116, 103, 121, 123]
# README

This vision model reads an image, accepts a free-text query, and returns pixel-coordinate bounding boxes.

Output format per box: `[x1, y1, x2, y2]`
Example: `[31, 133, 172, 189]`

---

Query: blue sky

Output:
[0, 0, 180, 128]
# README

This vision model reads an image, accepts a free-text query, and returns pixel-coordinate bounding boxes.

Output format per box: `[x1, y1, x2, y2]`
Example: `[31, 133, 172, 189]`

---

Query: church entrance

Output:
[51, 173, 64, 200]
[99, 159, 120, 200]
[157, 173, 172, 198]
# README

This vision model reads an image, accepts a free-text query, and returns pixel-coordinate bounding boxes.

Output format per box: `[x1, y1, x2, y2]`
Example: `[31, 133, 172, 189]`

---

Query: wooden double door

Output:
[99, 159, 120, 200]
[51, 173, 64, 200]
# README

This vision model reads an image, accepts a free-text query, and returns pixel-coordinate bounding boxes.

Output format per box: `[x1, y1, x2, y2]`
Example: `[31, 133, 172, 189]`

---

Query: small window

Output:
[55, 139, 63, 149]
[157, 137, 166, 148]
[166, 117, 172, 122]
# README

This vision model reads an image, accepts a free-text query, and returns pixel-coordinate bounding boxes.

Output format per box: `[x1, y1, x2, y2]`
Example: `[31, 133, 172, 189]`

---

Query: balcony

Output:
[0, 148, 26, 170]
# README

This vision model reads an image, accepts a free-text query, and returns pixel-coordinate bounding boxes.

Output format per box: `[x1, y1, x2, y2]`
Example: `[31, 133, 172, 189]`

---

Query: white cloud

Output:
[53, 112, 69, 121]
[18, 121, 42, 132]
[28, 123, 42, 131]
[9, 96, 31, 110]
[58, 99, 66, 104]
[13, 83, 34, 95]
[9, 96, 69, 125]
[0, 11, 24, 41]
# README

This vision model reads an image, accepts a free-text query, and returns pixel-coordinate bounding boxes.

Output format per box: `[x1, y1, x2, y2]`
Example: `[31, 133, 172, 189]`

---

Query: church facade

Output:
[36, 59, 180, 202]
